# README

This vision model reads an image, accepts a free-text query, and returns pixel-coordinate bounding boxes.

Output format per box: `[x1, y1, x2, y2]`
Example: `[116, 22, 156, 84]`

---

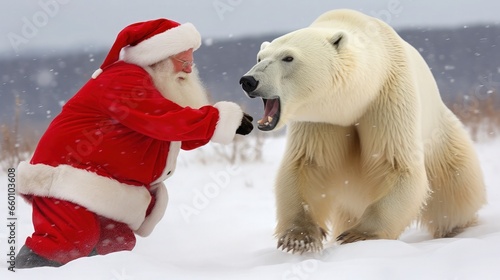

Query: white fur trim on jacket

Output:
[122, 23, 201, 67]
[134, 182, 168, 237]
[211, 101, 244, 145]
[16, 161, 152, 231]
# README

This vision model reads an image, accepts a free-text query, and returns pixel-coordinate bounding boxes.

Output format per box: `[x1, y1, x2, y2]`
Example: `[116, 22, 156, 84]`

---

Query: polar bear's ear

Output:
[330, 32, 346, 49]
[260, 41, 271, 50]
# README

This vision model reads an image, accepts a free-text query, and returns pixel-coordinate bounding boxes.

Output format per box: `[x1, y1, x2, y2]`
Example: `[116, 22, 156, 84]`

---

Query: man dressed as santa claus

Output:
[15, 18, 253, 268]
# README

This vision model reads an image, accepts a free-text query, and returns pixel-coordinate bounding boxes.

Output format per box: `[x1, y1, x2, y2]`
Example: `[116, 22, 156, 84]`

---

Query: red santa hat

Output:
[92, 18, 201, 79]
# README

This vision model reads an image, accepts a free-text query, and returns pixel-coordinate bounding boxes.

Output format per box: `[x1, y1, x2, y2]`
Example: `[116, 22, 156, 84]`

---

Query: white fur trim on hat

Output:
[211, 101, 244, 145]
[16, 161, 152, 231]
[134, 182, 168, 237]
[122, 22, 201, 67]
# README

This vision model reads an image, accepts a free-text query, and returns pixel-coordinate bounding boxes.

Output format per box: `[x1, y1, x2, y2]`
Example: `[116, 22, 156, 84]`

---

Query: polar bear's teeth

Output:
[258, 116, 274, 126]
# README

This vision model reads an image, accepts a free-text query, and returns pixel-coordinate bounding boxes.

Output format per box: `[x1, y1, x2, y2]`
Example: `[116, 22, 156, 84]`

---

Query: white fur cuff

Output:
[16, 161, 152, 231]
[211, 101, 244, 145]
[135, 182, 168, 237]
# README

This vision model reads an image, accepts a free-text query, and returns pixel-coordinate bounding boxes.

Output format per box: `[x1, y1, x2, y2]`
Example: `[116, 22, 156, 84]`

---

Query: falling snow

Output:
[35, 69, 55, 87]
[204, 38, 214, 46]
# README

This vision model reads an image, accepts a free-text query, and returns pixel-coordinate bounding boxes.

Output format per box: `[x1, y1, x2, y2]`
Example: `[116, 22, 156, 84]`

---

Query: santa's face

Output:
[171, 49, 194, 74]
[146, 53, 209, 108]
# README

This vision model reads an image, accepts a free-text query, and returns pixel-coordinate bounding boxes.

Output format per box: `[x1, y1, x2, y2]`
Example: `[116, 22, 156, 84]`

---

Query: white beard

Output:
[145, 59, 210, 108]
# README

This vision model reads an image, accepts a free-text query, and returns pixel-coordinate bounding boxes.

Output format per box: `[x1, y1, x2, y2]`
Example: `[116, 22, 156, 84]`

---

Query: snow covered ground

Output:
[1, 136, 499, 280]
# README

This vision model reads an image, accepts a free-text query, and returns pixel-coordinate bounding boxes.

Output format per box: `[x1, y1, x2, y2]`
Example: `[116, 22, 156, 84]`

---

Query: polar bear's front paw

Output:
[336, 230, 376, 244]
[277, 227, 327, 254]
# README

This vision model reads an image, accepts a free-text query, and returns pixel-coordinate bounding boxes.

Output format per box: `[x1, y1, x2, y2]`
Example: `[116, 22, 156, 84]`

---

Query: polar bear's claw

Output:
[336, 230, 374, 244]
[277, 227, 326, 254]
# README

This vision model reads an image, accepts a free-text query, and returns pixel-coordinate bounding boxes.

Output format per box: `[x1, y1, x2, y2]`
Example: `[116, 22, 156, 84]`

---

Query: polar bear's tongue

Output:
[258, 98, 279, 127]
[265, 99, 279, 117]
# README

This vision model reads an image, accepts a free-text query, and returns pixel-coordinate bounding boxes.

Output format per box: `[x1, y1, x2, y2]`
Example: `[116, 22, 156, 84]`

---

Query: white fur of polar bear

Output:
[239, 9, 486, 254]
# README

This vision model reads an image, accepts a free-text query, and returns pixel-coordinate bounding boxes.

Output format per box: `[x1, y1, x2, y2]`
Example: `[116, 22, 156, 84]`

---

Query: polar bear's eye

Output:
[282, 56, 294, 62]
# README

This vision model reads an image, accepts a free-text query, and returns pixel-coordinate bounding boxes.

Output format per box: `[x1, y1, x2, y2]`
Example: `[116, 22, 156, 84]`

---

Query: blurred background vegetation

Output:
[1, 25, 499, 170]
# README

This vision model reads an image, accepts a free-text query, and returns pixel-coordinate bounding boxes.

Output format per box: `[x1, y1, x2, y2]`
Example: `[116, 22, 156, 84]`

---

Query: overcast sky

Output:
[1, 0, 499, 56]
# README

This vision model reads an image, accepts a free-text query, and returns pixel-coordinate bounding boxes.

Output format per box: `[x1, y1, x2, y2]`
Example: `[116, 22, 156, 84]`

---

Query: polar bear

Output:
[239, 9, 486, 254]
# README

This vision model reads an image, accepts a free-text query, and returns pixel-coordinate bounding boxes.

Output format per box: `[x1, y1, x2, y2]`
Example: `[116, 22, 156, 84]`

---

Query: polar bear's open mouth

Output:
[258, 97, 280, 131]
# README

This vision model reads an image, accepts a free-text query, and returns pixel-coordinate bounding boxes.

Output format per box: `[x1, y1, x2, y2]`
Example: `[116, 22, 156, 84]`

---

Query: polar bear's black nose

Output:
[239, 76, 259, 94]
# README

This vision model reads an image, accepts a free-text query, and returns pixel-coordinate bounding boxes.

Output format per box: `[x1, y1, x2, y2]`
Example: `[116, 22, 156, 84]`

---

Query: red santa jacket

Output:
[17, 61, 244, 236]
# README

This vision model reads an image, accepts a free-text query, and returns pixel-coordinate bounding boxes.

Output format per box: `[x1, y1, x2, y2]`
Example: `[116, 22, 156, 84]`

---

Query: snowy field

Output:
[1, 136, 499, 280]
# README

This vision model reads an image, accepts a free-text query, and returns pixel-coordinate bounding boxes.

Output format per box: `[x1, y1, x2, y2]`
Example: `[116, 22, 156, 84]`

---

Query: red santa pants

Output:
[24, 196, 136, 264]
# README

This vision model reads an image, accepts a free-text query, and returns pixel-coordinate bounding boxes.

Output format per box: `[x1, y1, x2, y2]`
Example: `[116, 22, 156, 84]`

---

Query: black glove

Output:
[236, 113, 254, 135]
